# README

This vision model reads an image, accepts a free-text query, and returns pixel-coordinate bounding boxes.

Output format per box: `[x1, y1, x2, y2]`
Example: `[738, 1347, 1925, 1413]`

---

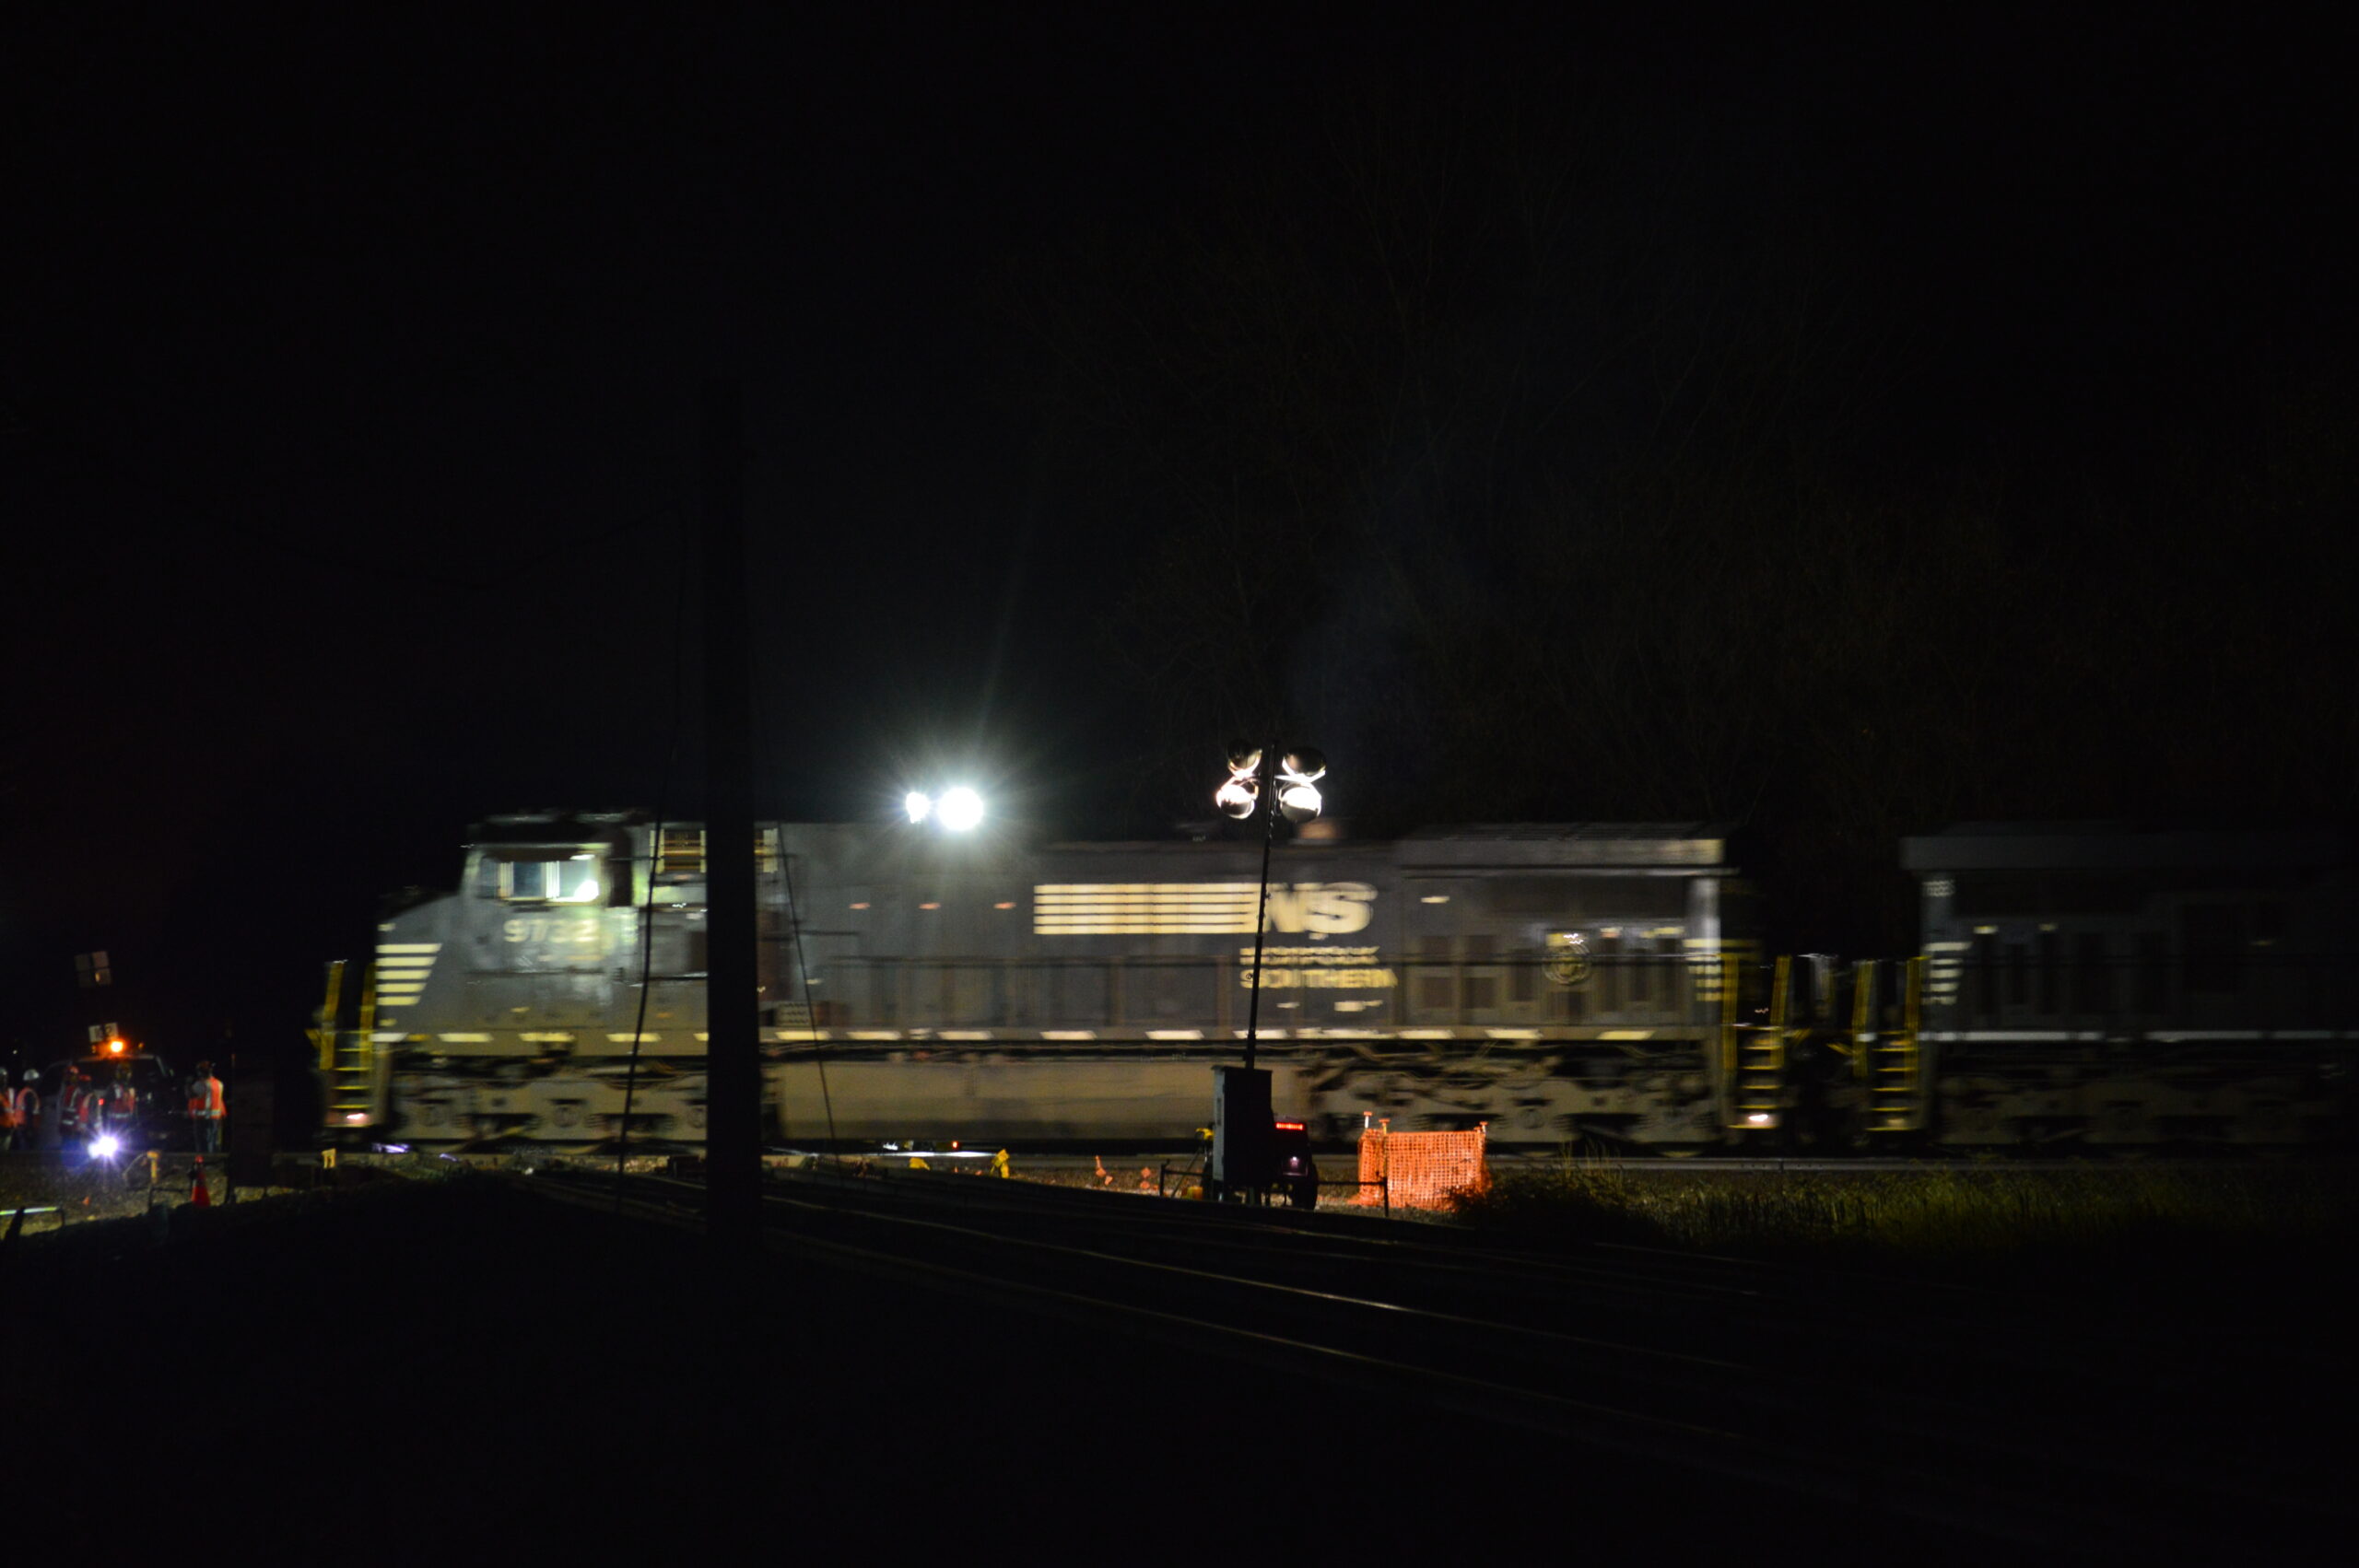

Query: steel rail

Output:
[522, 1171, 2179, 1552]
[537, 1168, 2344, 1540]
[722, 1176, 2342, 1504]
[743, 1166, 2356, 1387]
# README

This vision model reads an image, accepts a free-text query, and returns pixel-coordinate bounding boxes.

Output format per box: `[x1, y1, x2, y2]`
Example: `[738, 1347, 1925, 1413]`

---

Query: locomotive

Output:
[313, 813, 2354, 1153]
[1905, 824, 2354, 1147]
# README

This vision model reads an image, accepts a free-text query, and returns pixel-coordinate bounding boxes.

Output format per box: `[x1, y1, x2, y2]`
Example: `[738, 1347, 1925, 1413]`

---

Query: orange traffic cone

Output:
[189, 1158, 211, 1209]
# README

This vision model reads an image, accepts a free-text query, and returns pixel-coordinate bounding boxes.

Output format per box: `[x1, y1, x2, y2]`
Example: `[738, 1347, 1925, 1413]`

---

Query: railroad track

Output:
[525, 1164, 2347, 1552]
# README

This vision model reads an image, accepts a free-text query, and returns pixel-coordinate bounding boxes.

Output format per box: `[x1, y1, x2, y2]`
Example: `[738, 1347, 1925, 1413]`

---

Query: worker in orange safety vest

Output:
[65, 1072, 95, 1138]
[0, 1071, 29, 1152]
[100, 1070, 137, 1145]
[189, 1061, 225, 1154]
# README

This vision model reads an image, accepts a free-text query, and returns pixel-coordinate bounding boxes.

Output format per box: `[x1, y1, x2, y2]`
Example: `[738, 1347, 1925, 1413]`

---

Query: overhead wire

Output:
[752, 661, 839, 1166]
[778, 851, 841, 1163]
[614, 517, 690, 1210]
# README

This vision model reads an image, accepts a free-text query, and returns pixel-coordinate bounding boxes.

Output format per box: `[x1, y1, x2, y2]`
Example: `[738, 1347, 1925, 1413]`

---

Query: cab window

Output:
[489, 851, 604, 904]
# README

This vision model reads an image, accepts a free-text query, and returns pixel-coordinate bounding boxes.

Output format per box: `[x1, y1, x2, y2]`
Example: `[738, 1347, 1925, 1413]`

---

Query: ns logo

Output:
[1262, 882, 1377, 934]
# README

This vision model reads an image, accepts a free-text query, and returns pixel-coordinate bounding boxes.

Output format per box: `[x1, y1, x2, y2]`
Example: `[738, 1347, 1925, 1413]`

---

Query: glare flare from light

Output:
[937, 787, 985, 832]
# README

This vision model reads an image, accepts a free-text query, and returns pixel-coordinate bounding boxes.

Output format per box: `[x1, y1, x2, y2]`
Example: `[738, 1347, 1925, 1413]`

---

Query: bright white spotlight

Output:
[90, 1134, 121, 1159]
[937, 787, 984, 832]
[905, 790, 933, 824]
[1215, 778, 1259, 819]
[1277, 780, 1322, 822]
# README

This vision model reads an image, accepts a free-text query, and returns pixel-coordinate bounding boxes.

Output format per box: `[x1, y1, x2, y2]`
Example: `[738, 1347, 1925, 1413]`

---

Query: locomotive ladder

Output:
[315, 958, 381, 1129]
[1721, 954, 1786, 1130]
[1853, 956, 1930, 1133]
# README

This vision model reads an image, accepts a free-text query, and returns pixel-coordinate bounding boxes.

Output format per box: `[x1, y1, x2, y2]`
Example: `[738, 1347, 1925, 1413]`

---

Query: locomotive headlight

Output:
[937, 787, 985, 832]
[905, 790, 933, 824]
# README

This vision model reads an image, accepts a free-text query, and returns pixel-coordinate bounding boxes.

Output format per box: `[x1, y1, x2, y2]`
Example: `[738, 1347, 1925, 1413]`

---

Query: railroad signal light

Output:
[1214, 743, 1326, 824]
[1277, 748, 1325, 824]
[1215, 743, 1262, 818]
[1211, 738, 1332, 1115]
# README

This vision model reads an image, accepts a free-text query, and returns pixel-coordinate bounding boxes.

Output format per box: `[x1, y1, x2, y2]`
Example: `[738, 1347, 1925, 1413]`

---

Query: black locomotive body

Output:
[316, 813, 2353, 1153]
[1907, 825, 2355, 1147]
[320, 814, 1752, 1150]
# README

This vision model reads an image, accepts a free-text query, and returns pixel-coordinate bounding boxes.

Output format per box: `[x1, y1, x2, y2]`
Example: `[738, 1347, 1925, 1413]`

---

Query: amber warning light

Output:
[1274, 1120, 1305, 1131]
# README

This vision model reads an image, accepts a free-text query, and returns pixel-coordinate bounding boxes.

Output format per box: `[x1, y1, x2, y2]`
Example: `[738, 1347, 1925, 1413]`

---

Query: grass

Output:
[1448, 1158, 2359, 1312]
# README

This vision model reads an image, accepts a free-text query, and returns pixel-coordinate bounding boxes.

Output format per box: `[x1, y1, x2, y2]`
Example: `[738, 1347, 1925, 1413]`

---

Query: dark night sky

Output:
[3, 8, 2351, 1063]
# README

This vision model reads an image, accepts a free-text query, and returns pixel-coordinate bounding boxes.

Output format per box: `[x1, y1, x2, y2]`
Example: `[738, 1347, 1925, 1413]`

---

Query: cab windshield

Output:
[476, 850, 606, 904]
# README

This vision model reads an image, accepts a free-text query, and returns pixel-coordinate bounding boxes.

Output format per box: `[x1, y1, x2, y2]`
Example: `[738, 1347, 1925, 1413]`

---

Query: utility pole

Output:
[701, 379, 761, 1244]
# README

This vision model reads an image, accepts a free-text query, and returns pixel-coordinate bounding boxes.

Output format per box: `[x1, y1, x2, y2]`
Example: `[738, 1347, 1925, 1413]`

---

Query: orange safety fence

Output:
[1355, 1123, 1488, 1209]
